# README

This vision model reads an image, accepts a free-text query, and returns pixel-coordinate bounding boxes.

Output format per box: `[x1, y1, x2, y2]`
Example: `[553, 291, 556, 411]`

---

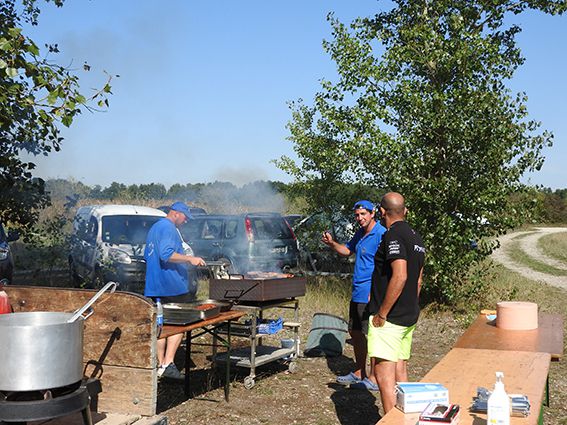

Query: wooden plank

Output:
[160, 309, 246, 339]
[454, 313, 564, 360]
[29, 412, 169, 425]
[5, 286, 157, 369]
[86, 364, 157, 417]
[378, 348, 551, 425]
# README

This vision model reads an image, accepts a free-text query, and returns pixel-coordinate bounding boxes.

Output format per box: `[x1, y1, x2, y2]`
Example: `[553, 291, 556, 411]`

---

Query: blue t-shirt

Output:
[144, 218, 189, 297]
[345, 222, 386, 303]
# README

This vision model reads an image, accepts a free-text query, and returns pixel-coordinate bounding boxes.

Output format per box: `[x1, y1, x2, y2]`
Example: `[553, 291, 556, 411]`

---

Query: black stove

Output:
[0, 379, 100, 424]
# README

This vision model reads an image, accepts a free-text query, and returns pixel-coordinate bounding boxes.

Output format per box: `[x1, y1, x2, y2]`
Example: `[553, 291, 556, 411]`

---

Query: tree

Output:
[276, 0, 565, 304]
[0, 0, 113, 229]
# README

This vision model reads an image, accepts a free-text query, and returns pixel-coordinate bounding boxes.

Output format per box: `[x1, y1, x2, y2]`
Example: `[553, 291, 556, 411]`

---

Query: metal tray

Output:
[200, 298, 233, 312]
[163, 301, 221, 325]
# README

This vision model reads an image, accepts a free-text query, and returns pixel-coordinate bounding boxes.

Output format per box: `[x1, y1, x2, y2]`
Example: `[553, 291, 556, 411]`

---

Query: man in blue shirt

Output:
[145, 201, 206, 380]
[322, 200, 386, 391]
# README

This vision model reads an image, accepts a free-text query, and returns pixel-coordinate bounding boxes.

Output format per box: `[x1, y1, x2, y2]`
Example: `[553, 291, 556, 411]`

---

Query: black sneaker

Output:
[160, 363, 185, 381]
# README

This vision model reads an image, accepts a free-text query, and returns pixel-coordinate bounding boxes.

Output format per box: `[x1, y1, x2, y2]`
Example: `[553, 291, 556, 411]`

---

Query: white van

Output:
[69, 205, 166, 293]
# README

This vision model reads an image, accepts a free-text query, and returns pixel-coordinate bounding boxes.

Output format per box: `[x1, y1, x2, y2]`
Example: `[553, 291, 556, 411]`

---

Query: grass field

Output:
[506, 234, 567, 276]
[538, 231, 567, 263]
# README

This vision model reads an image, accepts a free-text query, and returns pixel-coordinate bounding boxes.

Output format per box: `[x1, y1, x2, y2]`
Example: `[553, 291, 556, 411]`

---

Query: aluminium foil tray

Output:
[163, 301, 221, 325]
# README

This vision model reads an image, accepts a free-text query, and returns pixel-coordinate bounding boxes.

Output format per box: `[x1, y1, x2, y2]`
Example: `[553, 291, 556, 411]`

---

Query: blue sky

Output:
[25, 1, 566, 189]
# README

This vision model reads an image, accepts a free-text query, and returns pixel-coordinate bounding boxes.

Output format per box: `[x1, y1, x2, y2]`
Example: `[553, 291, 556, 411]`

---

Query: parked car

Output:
[178, 212, 299, 274]
[293, 211, 356, 273]
[157, 205, 207, 216]
[0, 222, 19, 283]
[283, 214, 305, 228]
[69, 205, 166, 293]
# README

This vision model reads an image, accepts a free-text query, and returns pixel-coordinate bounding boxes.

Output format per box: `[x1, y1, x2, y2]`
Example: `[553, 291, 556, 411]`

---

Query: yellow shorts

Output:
[367, 316, 416, 362]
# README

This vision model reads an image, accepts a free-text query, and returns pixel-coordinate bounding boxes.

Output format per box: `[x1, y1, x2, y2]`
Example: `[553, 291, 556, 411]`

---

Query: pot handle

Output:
[67, 281, 118, 323]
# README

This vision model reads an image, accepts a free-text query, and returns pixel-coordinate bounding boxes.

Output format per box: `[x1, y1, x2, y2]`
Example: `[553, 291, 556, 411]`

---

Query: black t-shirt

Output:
[368, 220, 425, 327]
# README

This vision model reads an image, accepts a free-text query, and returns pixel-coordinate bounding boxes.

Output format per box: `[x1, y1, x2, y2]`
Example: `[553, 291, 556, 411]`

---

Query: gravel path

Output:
[491, 226, 567, 290]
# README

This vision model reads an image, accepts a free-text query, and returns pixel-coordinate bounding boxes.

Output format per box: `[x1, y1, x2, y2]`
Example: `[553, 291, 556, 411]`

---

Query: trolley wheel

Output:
[243, 376, 255, 389]
[288, 361, 299, 373]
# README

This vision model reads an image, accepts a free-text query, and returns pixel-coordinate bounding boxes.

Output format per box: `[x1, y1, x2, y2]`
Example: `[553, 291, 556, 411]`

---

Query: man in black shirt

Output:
[367, 192, 425, 414]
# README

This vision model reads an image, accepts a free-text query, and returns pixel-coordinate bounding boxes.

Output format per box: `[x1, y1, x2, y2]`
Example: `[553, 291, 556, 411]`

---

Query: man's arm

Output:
[417, 267, 423, 296]
[321, 232, 352, 257]
[168, 252, 206, 267]
[373, 259, 407, 327]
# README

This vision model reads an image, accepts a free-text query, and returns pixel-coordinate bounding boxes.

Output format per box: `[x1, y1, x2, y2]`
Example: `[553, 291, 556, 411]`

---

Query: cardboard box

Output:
[396, 383, 449, 413]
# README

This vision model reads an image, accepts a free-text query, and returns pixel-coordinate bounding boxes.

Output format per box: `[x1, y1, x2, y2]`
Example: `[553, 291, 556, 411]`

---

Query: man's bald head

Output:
[380, 192, 406, 218]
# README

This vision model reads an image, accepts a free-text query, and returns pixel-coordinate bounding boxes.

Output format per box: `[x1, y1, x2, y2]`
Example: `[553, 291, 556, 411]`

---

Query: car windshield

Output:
[101, 215, 162, 245]
[251, 217, 293, 240]
[0, 224, 6, 242]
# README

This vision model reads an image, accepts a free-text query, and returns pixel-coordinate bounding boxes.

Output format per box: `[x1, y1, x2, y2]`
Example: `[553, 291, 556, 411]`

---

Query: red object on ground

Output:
[0, 289, 11, 314]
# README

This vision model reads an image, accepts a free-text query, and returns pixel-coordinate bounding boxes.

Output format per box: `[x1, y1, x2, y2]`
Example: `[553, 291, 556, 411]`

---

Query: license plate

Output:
[271, 246, 287, 254]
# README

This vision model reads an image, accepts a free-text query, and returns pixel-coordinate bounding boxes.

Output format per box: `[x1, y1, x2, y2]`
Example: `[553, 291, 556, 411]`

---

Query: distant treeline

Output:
[45, 179, 292, 214]
[537, 188, 567, 224]
[44, 178, 567, 223]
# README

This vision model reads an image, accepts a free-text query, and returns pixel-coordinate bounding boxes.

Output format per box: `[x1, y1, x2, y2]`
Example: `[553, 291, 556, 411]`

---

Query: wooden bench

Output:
[378, 348, 551, 425]
[160, 309, 246, 402]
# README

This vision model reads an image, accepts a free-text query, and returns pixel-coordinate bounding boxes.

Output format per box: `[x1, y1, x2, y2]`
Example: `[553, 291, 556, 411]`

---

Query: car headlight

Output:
[0, 249, 8, 261]
[108, 248, 132, 264]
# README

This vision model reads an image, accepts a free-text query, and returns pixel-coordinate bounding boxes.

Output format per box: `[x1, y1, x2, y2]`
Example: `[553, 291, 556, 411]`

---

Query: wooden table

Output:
[378, 348, 551, 425]
[160, 309, 246, 401]
[454, 313, 564, 360]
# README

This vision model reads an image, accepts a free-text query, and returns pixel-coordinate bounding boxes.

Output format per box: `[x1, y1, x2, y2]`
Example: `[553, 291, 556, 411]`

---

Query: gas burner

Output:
[0, 379, 100, 425]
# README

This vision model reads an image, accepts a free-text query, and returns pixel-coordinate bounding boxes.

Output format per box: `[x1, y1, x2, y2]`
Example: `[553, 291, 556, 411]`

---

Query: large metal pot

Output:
[0, 311, 83, 391]
[0, 281, 117, 392]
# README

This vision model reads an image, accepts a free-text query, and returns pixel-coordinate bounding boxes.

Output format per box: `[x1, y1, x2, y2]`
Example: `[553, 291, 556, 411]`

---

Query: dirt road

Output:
[491, 226, 567, 290]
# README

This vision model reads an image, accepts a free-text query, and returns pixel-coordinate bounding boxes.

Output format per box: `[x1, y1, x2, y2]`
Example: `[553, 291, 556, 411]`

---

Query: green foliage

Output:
[537, 187, 567, 223]
[16, 200, 74, 273]
[277, 0, 565, 305]
[0, 0, 114, 229]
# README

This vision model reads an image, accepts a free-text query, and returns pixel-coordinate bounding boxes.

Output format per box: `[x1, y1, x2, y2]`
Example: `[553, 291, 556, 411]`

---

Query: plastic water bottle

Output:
[487, 371, 510, 425]
[0, 288, 10, 314]
[156, 298, 163, 337]
[0, 279, 10, 314]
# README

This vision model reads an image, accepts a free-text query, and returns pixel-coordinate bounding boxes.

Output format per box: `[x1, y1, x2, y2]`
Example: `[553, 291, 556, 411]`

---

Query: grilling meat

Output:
[244, 271, 294, 280]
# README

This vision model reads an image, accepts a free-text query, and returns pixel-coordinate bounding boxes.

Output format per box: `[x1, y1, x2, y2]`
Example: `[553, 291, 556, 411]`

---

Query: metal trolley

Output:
[214, 298, 301, 389]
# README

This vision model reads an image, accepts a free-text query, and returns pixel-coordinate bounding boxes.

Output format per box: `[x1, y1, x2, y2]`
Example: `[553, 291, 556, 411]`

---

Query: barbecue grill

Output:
[209, 275, 306, 302]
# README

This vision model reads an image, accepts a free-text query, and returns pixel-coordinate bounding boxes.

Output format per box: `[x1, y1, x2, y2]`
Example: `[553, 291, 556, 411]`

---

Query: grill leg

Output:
[81, 406, 93, 425]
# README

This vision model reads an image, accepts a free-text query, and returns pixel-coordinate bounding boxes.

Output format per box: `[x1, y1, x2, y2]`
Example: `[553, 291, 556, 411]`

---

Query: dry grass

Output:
[505, 238, 567, 276]
[538, 231, 567, 264]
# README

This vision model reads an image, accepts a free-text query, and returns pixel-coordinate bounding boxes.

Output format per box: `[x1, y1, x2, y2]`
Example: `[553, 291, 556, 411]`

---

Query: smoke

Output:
[196, 180, 286, 214]
[213, 166, 269, 187]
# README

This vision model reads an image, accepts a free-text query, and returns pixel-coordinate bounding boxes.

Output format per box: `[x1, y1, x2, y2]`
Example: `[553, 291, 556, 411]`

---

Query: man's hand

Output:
[321, 230, 333, 246]
[372, 314, 386, 328]
[188, 256, 206, 267]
